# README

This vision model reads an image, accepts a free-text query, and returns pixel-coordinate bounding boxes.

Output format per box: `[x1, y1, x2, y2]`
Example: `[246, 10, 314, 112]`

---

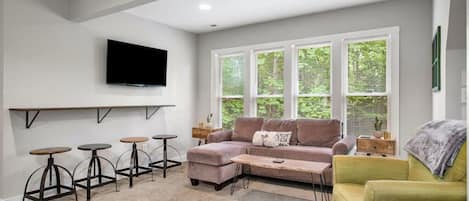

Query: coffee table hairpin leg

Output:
[230, 163, 242, 195]
[320, 174, 331, 201]
[311, 173, 318, 201]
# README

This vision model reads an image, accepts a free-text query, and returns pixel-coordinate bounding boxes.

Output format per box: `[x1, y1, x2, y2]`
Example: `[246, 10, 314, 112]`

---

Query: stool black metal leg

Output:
[96, 155, 103, 183]
[134, 143, 140, 176]
[39, 157, 53, 200]
[86, 158, 96, 200]
[53, 165, 61, 194]
[163, 139, 167, 178]
[129, 146, 136, 187]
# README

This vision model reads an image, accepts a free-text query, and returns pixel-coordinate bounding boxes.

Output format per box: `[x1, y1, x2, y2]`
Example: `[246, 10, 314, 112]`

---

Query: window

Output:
[220, 55, 244, 129]
[346, 39, 388, 137]
[256, 50, 285, 119]
[296, 45, 332, 119]
[212, 27, 398, 147]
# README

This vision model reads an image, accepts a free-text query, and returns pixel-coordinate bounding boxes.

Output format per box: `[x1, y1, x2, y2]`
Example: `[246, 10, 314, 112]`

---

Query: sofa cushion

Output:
[187, 143, 247, 166]
[249, 145, 333, 163]
[232, 117, 264, 142]
[297, 119, 341, 147]
[262, 119, 298, 145]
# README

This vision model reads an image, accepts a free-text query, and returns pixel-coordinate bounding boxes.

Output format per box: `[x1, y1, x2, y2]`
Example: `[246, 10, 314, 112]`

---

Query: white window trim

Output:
[294, 43, 333, 119]
[210, 27, 399, 154]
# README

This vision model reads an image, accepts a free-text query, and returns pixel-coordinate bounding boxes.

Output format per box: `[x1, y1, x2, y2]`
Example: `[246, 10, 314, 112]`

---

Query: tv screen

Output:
[106, 39, 167, 86]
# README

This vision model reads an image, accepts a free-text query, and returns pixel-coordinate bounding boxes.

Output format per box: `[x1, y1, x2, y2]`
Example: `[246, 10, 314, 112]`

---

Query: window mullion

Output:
[284, 45, 294, 119]
[331, 39, 343, 122]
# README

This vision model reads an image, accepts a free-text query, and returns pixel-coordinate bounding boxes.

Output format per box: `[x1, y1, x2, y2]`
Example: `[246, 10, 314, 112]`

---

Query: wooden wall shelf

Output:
[9, 105, 175, 128]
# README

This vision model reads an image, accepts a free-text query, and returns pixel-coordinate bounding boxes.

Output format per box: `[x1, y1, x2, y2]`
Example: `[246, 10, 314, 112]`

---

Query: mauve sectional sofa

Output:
[187, 117, 356, 191]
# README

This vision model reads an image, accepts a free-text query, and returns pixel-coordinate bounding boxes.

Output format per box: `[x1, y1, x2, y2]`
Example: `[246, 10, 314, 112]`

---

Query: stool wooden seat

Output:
[78, 143, 112, 151]
[30, 147, 72, 155]
[120, 137, 149, 143]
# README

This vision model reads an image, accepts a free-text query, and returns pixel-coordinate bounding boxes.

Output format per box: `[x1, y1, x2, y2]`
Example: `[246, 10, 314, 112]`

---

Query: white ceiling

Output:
[126, 0, 388, 33]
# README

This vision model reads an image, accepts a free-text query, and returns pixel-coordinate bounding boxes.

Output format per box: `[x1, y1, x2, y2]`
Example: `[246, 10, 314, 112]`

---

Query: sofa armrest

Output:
[333, 155, 408, 185]
[207, 130, 233, 143]
[364, 181, 466, 201]
[332, 135, 356, 155]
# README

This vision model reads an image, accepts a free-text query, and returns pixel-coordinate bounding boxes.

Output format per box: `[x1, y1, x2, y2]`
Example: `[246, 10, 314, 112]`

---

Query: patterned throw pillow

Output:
[252, 131, 292, 147]
[277, 131, 292, 146]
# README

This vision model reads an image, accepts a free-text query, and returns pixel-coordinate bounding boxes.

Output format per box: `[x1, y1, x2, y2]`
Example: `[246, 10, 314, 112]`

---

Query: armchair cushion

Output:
[363, 180, 466, 201]
[232, 117, 264, 142]
[207, 130, 233, 143]
[332, 135, 356, 155]
[333, 155, 408, 185]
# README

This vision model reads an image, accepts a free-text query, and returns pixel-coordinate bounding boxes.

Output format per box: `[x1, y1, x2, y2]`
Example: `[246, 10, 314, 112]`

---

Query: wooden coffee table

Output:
[230, 154, 331, 201]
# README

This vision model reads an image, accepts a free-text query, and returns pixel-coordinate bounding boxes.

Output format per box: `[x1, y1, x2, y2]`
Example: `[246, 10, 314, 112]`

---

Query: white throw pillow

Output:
[263, 132, 280, 147]
[276, 131, 292, 146]
[252, 131, 266, 146]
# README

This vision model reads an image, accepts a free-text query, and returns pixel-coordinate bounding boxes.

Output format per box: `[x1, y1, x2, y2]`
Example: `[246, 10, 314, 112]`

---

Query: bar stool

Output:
[23, 147, 77, 201]
[73, 144, 118, 201]
[116, 137, 154, 187]
[149, 135, 182, 178]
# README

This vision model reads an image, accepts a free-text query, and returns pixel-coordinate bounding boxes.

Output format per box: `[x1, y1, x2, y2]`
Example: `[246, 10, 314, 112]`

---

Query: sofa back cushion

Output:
[262, 119, 298, 145]
[297, 119, 341, 147]
[232, 117, 264, 142]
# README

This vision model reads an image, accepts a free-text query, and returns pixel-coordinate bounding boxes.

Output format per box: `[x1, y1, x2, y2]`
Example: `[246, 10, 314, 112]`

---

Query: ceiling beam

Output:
[69, 0, 158, 22]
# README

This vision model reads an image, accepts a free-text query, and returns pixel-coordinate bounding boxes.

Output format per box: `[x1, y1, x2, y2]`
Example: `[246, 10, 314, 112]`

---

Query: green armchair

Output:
[333, 143, 466, 201]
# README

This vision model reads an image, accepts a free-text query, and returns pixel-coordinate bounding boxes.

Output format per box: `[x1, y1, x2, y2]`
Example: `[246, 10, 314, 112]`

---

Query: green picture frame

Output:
[432, 26, 441, 92]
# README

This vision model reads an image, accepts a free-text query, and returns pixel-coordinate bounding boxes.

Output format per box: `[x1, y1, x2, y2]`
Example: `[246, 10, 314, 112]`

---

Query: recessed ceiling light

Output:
[199, 3, 212, 11]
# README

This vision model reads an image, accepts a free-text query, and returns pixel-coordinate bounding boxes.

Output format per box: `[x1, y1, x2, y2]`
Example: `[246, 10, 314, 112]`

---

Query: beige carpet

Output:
[58, 163, 329, 201]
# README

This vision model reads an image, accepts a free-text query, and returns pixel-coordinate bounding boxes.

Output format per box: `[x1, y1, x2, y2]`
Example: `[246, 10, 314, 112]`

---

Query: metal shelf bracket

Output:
[25, 110, 41, 129]
[145, 106, 161, 120]
[97, 108, 112, 124]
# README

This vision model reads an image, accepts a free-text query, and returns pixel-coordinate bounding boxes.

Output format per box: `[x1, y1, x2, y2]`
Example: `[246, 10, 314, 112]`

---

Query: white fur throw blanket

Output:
[404, 120, 466, 177]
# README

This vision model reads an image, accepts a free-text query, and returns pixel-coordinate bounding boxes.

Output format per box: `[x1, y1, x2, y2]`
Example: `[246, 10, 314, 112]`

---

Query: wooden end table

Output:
[230, 154, 331, 201]
[192, 127, 222, 145]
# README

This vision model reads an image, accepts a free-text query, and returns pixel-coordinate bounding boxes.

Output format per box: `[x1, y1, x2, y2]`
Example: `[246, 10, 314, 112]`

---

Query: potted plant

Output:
[373, 116, 384, 138]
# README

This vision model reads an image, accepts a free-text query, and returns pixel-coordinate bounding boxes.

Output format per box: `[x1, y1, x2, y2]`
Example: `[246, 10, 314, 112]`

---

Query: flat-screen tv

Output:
[106, 39, 167, 86]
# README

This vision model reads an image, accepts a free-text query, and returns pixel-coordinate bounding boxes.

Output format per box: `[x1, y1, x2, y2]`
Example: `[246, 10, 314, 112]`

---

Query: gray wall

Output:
[0, 0, 4, 198]
[446, 49, 466, 120]
[2, 0, 197, 199]
[196, 0, 433, 157]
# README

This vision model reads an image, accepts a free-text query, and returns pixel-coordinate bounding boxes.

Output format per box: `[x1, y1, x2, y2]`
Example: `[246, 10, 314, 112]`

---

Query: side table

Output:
[192, 127, 222, 145]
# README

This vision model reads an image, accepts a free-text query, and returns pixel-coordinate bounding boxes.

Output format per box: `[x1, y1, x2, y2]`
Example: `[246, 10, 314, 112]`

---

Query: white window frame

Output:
[343, 36, 392, 140]
[254, 48, 286, 118]
[294, 43, 333, 119]
[210, 27, 399, 154]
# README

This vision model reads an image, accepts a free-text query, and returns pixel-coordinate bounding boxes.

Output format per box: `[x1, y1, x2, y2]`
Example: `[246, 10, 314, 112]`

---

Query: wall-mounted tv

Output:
[106, 39, 167, 87]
